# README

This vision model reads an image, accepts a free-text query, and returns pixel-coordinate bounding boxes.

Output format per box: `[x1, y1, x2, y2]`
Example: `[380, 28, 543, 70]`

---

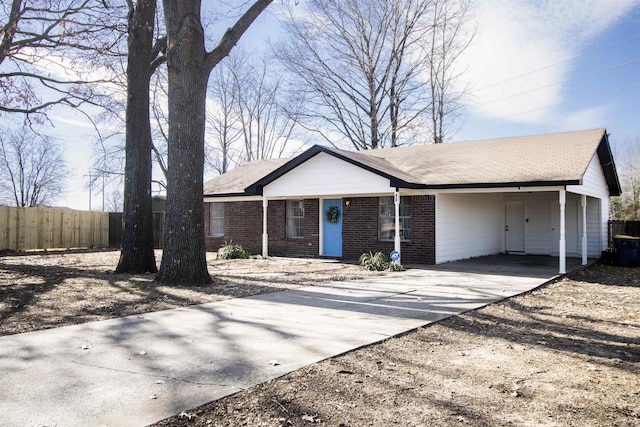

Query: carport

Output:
[433, 188, 609, 274]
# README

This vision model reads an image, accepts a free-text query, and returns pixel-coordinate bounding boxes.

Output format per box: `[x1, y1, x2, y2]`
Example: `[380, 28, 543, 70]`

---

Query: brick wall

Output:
[204, 195, 435, 263]
[342, 195, 435, 264]
[204, 199, 320, 257]
[205, 200, 262, 253]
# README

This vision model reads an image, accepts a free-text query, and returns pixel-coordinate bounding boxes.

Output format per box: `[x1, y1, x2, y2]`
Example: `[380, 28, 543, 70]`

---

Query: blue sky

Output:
[236, 0, 640, 146]
[453, 0, 640, 149]
[53, 0, 640, 210]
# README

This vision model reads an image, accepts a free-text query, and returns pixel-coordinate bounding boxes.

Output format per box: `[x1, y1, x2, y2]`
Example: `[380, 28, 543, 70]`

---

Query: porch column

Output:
[262, 197, 268, 257]
[581, 194, 588, 265]
[559, 189, 566, 274]
[394, 189, 401, 264]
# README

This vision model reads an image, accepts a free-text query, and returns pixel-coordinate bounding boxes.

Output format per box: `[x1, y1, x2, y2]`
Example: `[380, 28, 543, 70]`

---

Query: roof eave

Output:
[245, 145, 414, 194]
[204, 192, 255, 198]
[394, 180, 581, 190]
[595, 131, 622, 197]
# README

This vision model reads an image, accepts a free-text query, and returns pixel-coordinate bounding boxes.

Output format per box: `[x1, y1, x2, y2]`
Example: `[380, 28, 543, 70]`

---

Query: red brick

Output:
[204, 196, 435, 264]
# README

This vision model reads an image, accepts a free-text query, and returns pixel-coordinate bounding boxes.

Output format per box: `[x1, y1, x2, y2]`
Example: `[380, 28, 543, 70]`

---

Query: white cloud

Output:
[463, 0, 640, 123]
[557, 105, 611, 130]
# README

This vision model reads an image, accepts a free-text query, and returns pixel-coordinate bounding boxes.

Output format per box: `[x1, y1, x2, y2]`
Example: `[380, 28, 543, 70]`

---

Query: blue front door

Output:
[323, 199, 342, 256]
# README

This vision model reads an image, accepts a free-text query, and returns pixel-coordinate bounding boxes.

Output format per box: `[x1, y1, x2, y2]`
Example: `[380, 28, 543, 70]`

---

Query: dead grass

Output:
[0, 249, 379, 336]
[2, 250, 639, 426]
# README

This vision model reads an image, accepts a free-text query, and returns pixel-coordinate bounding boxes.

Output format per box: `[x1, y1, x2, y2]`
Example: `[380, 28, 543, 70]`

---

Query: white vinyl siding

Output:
[263, 152, 393, 198]
[567, 154, 610, 253]
[551, 197, 579, 256]
[209, 202, 224, 237]
[286, 200, 304, 238]
[435, 193, 504, 264]
[567, 155, 610, 199]
[586, 197, 603, 256]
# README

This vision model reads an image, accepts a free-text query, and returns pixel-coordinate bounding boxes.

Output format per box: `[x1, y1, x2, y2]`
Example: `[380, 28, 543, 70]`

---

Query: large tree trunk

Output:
[156, 1, 211, 285]
[115, 0, 158, 274]
[156, 0, 271, 285]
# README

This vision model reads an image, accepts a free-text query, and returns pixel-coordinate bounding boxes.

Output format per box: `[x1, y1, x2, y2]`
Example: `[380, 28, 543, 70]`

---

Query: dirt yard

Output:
[0, 249, 379, 336]
[1, 250, 639, 426]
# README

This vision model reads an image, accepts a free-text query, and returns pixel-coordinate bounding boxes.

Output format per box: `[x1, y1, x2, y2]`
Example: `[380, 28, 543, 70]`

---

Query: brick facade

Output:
[205, 199, 319, 257]
[204, 195, 436, 264]
[342, 195, 435, 264]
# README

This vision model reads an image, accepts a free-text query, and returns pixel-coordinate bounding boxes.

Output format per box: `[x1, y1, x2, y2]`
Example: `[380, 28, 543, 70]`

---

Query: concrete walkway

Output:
[0, 257, 575, 426]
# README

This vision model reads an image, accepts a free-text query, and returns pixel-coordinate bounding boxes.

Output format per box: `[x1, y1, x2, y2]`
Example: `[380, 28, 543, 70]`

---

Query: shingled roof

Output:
[203, 128, 621, 197]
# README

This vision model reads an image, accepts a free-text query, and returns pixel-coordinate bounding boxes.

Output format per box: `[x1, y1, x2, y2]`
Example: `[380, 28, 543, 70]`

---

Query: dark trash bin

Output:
[613, 235, 639, 267]
[600, 250, 616, 265]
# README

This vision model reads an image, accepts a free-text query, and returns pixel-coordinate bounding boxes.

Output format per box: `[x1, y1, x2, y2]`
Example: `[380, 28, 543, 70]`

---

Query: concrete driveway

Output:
[0, 256, 582, 426]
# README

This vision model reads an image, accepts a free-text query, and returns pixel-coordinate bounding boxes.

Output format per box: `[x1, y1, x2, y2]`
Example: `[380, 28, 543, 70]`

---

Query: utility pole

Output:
[84, 171, 93, 211]
[102, 172, 105, 212]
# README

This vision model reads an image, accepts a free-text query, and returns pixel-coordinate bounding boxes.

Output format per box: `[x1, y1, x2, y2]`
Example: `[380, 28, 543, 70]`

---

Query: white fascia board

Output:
[203, 195, 263, 203]
[431, 186, 566, 195]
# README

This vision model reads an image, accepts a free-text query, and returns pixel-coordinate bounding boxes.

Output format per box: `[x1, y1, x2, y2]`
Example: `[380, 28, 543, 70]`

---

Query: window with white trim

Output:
[209, 202, 224, 237]
[378, 196, 411, 241]
[286, 199, 304, 238]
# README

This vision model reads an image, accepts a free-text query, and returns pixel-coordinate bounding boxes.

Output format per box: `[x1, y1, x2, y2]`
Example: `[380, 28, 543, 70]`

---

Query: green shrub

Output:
[358, 251, 404, 271]
[217, 242, 250, 259]
[359, 251, 389, 271]
[387, 261, 405, 272]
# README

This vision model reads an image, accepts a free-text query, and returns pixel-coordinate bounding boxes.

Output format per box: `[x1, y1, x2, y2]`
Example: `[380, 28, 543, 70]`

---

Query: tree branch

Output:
[204, 0, 273, 73]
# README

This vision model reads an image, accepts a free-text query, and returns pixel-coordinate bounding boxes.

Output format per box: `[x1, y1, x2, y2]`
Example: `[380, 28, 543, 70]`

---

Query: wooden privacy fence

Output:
[609, 220, 640, 237]
[608, 220, 640, 247]
[0, 206, 109, 251]
[108, 212, 165, 249]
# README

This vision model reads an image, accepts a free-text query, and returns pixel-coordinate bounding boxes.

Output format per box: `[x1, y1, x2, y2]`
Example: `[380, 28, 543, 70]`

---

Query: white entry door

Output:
[505, 202, 525, 252]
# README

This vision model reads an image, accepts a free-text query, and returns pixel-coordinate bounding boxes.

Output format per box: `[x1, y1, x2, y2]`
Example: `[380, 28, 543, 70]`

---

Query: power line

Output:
[477, 58, 640, 106]
[489, 82, 640, 120]
[474, 34, 640, 92]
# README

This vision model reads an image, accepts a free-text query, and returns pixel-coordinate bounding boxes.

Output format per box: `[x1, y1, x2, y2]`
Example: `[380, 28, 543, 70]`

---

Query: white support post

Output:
[581, 194, 588, 265]
[559, 190, 566, 274]
[262, 197, 269, 258]
[394, 189, 401, 264]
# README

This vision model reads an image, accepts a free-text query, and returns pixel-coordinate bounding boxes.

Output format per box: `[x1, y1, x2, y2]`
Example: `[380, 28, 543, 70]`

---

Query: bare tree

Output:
[115, 0, 166, 274]
[205, 56, 244, 175]
[149, 69, 169, 185]
[156, 0, 273, 285]
[91, 68, 169, 199]
[0, 127, 67, 207]
[205, 50, 299, 175]
[0, 0, 126, 120]
[423, 0, 474, 144]
[106, 188, 123, 212]
[277, 0, 473, 149]
[233, 54, 298, 162]
[612, 136, 640, 220]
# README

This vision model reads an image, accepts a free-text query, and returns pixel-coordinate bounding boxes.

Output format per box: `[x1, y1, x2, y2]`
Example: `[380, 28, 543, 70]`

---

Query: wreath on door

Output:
[326, 206, 340, 224]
